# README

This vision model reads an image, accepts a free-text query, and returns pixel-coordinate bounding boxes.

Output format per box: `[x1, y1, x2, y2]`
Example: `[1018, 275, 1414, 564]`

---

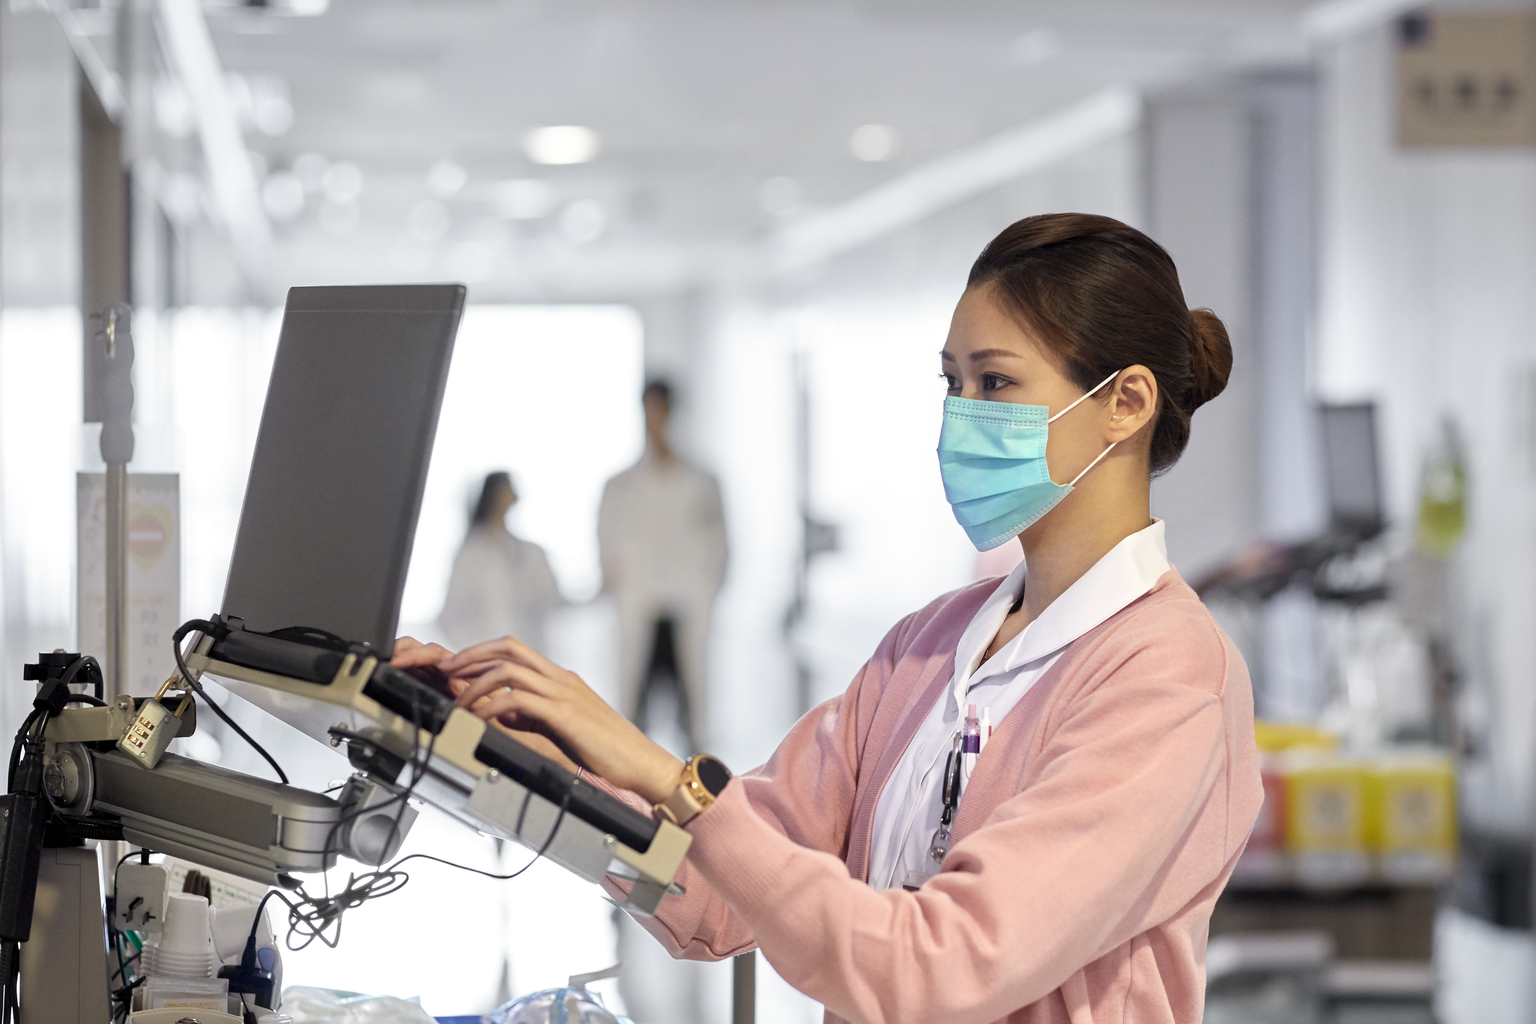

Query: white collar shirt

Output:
[867, 520, 1171, 892]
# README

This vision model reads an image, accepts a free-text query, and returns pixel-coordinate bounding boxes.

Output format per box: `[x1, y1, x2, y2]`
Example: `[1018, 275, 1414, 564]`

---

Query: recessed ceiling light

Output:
[559, 200, 607, 243]
[318, 200, 359, 236]
[153, 78, 195, 139]
[292, 152, 328, 193]
[758, 176, 802, 215]
[159, 173, 201, 225]
[849, 124, 900, 162]
[524, 126, 601, 165]
[409, 200, 452, 242]
[391, 236, 432, 275]
[321, 161, 362, 204]
[493, 179, 554, 219]
[1009, 28, 1059, 66]
[428, 159, 468, 198]
[447, 241, 495, 284]
[261, 172, 305, 220]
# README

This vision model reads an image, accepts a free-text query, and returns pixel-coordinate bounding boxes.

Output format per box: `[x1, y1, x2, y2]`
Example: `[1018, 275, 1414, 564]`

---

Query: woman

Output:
[398, 214, 1263, 1024]
[437, 472, 562, 653]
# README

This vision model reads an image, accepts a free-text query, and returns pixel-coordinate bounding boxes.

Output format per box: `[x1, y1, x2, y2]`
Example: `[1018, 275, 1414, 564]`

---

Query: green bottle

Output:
[1416, 417, 1466, 557]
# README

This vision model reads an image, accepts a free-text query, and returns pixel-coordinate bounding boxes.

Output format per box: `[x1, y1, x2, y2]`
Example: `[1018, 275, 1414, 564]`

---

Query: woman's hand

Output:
[391, 636, 583, 773]
[391, 636, 453, 668]
[441, 637, 684, 805]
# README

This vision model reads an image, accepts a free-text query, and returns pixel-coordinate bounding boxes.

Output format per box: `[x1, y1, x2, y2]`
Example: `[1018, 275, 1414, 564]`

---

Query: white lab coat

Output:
[438, 526, 562, 654]
[597, 451, 727, 744]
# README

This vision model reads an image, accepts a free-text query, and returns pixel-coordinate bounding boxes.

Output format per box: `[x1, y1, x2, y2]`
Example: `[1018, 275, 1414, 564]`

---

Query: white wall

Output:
[1318, 25, 1536, 835]
[1145, 86, 1262, 582]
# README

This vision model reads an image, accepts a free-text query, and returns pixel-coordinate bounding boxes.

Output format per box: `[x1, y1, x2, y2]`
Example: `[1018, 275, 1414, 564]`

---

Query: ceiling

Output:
[6, 0, 1338, 304]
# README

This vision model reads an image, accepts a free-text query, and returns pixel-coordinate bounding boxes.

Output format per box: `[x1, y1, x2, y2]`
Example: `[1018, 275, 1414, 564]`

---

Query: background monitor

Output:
[1319, 401, 1384, 538]
[220, 284, 464, 657]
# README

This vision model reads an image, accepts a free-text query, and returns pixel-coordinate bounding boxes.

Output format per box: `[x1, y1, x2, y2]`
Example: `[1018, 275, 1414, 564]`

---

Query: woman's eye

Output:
[981, 373, 1011, 392]
[939, 373, 960, 393]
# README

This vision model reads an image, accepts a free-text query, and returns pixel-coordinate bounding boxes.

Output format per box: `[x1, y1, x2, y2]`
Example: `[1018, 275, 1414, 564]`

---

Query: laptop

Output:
[199, 284, 657, 857]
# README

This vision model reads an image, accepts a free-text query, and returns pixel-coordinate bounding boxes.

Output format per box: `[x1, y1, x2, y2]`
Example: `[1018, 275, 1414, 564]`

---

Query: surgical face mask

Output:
[937, 369, 1122, 551]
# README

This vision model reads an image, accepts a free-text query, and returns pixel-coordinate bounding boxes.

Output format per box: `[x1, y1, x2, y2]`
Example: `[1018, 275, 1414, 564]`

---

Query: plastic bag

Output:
[279, 986, 438, 1024]
[490, 987, 627, 1024]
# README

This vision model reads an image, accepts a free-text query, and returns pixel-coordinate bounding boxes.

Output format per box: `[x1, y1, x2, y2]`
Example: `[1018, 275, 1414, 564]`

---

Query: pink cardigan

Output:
[601, 569, 1262, 1024]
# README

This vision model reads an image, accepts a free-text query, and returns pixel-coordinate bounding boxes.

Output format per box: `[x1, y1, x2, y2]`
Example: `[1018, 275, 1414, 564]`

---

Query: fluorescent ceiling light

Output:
[771, 86, 1139, 273]
[524, 126, 602, 165]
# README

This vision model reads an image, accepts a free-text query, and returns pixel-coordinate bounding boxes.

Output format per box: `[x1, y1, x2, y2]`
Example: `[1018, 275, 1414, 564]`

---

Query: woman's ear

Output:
[1105, 365, 1158, 443]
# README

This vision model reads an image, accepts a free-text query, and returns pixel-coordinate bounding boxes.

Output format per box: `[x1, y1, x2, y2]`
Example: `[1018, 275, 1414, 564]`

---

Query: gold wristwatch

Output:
[654, 754, 732, 827]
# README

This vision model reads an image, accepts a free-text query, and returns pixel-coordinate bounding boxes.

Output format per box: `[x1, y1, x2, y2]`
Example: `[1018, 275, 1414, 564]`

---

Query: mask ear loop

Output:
[1046, 368, 1123, 424]
[1046, 369, 1125, 487]
[1068, 439, 1119, 486]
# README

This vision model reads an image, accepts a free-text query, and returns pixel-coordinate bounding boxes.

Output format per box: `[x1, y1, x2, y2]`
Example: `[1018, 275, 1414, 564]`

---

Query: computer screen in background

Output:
[1319, 402, 1384, 538]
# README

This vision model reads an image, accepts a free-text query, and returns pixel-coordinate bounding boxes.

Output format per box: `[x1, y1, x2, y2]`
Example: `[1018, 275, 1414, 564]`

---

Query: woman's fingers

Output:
[441, 634, 560, 676]
[474, 687, 563, 735]
[391, 638, 454, 667]
[453, 659, 562, 710]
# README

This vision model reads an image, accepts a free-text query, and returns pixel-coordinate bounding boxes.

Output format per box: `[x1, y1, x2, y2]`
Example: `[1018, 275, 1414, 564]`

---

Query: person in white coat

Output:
[439, 472, 562, 654]
[598, 381, 727, 751]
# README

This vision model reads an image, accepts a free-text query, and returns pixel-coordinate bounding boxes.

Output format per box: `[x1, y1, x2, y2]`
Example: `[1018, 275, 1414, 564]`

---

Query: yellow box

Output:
[1366, 753, 1456, 882]
[1282, 751, 1370, 886]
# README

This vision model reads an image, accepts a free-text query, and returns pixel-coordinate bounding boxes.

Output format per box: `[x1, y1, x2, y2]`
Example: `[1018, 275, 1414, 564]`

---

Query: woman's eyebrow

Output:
[940, 348, 1023, 362]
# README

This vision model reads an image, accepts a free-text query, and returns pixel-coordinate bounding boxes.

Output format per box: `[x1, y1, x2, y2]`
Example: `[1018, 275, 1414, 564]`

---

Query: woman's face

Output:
[939, 284, 1115, 485]
[491, 482, 517, 520]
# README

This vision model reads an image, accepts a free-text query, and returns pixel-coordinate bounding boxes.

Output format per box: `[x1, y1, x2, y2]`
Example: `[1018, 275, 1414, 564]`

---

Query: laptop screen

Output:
[220, 284, 464, 657]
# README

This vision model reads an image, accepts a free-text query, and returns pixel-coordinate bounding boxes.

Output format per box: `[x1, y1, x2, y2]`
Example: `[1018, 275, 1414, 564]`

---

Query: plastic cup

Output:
[155, 892, 213, 977]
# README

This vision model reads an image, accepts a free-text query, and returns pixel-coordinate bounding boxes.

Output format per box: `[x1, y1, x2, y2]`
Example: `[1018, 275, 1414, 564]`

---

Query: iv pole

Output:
[93, 302, 134, 702]
[90, 302, 134, 893]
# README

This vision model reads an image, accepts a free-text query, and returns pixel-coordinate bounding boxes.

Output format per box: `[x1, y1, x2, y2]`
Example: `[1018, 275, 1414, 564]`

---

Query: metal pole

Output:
[731, 951, 755, 1024]
[92, 302, 134, 703]
[103, 462, 128, 701]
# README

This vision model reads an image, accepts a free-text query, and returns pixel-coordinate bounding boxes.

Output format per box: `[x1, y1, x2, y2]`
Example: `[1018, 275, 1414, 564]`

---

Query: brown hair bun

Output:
[1186, 308, 1232, 411]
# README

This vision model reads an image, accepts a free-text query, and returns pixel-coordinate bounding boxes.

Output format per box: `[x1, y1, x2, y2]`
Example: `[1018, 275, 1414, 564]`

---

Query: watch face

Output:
[697, 756, 732, 797]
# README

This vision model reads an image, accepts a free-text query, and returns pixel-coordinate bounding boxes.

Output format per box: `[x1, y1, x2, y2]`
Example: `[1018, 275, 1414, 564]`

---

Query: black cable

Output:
[56, 654, 103, 701]
[171, 624, 288, 785]
[107, 849, 150, 993]
[279, 702, 439, 951]
[243, 697, 574, 955]
[6, 708, 41, 791]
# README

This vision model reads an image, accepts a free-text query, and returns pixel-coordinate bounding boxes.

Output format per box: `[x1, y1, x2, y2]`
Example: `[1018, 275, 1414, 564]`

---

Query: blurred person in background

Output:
[597, 380, 728, 752]
[402, 215, 1262, 1024]
[439, 471, 562, 653]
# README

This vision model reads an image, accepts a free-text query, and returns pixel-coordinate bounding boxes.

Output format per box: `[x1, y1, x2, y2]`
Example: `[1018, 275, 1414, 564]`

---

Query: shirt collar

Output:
[951, 520, 1170, 710]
